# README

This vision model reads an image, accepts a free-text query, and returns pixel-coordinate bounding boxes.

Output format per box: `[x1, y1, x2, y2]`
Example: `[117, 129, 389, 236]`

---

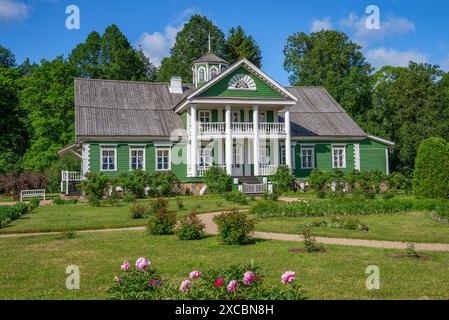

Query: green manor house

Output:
[60, 51, 394, 194]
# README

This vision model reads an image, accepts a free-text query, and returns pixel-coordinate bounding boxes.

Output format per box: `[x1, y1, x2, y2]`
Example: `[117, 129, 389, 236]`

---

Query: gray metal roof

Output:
[74, 78, 366, 139]
[285, 87, 366, 137]
[192, 52, 229, 65]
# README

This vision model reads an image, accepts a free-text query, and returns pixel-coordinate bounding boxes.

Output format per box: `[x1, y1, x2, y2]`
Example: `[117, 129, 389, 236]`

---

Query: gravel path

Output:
[2, 211, 449, 252]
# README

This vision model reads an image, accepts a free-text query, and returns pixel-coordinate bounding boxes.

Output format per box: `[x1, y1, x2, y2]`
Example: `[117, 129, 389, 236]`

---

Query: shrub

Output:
[316, 191, 327, 199]
[53, 197, 79, 205]
[123, 193, 136, 203]
[44, 155, 80, 193]
[109, 258, 307, 300]
[88, 195, 101, 207]
[0, 171, 47, 200]
[175, 197, 184, 210]
[148, 172, 180, 197]
[388, 172, 412, 193]
[306, 216, 369, 231]
[29, 198, 40, 210]
[117, 170, 150, 199]
[413, 137, 449, 199]
[149, 198, 169, 215]
[222, 191, 248, 205]
[108, 190, 121, 207]
[204, 166, 232, 194]
[147, 208, 177, 235]
[364, 191, 376, 200]
[129, 203, 148, 219]
[271, 165, 295, 193]
[81, 172, 110, 200]
[308, 169, 331, 191]
[301, 227, 323, 253]
[213, 208, 256, 245]
[0, 203, 29, 228]
[382, 192, 395, 200]
[262, 191, 279, 201]
[58, 230, 77, 239]
[177, 210, 205, 240]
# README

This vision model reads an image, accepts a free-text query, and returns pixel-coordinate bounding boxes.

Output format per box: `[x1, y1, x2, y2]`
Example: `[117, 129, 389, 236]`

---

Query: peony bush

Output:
[109, 257, 307, 300]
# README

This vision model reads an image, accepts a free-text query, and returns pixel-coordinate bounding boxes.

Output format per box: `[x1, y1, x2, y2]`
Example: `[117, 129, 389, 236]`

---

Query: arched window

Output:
[210, 66, 218, 79]
[198, 68, 205, 82]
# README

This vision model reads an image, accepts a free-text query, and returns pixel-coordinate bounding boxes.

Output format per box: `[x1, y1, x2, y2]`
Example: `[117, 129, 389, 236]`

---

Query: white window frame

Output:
[129, 146, 146, 171]
[260, 145, 270, 165]
[258, 111, 267, 123]
[155, 147, 171, 171]
[100, 146, 117, 172]
[199, 110, 211, 123]
[210, 66, 219, 79]
[232, 110, 241, 122]
[300, 146, 315, 169]
[198, 67, 206, 82]
[198, 147, 213, 169]
[280, 145, 296, 169]
[332, 145, 346, 169]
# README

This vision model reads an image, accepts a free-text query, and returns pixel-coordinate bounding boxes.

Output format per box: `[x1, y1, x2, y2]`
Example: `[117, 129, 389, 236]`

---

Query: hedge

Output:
[0, 203, 30, 228]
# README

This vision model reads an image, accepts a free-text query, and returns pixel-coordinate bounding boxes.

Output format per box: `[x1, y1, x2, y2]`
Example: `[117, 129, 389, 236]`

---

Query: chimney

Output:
[169, 76, 183, 94]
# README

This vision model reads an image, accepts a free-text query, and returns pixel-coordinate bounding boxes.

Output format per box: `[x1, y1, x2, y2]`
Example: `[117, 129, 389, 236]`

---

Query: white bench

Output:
[20, 189, 46, 202]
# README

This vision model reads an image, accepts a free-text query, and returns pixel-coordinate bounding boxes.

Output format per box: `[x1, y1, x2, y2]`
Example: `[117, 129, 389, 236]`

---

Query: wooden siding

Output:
[360, 139, 387, 173]
[198, 67, 282, 98]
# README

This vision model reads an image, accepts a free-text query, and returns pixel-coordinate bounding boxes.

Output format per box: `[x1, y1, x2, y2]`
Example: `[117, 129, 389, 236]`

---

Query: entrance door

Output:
[232, 144, 243, 176]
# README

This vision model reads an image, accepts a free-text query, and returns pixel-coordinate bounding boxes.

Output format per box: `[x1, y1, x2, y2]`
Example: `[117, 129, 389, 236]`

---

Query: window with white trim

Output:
[199, 110, 211, 123]
[210, 66, 218, 79]
[301, 146, 315, 169]
[156, 148, 171, 171]
[198, 68, 205, 82]
[280, 146, 296, 169]
[260, 146, 270, 165]
[130, 147, 145, 171]
[198, 147, 213, 169]
[332, 146, 346, 169]
[258, 111, 266, 123]
[101, 147, 116, 171]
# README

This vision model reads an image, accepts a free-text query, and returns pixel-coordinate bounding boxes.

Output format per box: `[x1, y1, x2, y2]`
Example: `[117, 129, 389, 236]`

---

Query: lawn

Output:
[0, 195, 248, 234]
[0, 231, 448, 300]
[255, 212, 449, 244]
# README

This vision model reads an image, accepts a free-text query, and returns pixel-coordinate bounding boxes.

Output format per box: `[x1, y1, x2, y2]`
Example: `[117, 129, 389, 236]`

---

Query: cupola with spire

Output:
[192, 34, 229, 88]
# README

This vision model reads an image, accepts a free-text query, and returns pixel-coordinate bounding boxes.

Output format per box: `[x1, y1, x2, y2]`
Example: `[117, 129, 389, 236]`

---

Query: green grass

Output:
[255, 212, 449, 244]
[0, 195, 248, 234]
[0, 231, 448, 300]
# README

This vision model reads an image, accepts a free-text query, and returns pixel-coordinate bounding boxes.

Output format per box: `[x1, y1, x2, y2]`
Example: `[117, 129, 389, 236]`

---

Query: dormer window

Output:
[210, 66, 218, 79]
[198, 67, 206, 82]
[228, 74, 257, 91]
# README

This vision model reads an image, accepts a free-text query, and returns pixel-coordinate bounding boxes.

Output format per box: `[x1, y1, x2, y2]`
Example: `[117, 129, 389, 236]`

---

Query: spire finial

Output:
[208, 33, 211, 52]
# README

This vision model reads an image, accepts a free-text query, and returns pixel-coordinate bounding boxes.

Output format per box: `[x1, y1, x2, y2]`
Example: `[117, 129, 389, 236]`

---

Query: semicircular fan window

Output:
[228, 74, 257, 91]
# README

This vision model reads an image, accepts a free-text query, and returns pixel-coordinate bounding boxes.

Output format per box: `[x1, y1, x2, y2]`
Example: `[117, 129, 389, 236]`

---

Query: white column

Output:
[285, 108, 292, 170]
[225, 105, 233, 175]
[385, 149, 390, 175]
[253, 106, 260, 176]
[191, 105, 198, 177]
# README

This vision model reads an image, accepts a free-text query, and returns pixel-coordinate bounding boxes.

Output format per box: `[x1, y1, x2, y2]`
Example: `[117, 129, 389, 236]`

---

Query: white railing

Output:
[232, 122, 254, 134]
[61, 171, 83, 182]
[260, 165, 279, 176]
[198, 122, 225, 134]
[259, 123, 286, 134]
[197, 165, 226, 177]
[20, 189, 46, 202]
[243, 183, 265, 194]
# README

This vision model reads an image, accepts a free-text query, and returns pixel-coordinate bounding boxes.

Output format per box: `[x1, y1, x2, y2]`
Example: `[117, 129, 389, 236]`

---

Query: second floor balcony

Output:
[197, 122, 286, 135]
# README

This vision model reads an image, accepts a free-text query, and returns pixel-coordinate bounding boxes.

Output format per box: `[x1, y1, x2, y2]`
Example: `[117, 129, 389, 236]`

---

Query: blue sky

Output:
[0, 0, 448, 85]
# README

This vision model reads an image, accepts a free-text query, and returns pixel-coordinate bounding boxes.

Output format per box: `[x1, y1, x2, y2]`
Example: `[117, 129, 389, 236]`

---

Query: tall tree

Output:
[69, 25, 152, 81]
[224, 26, 262, 67]
[157, 15, 226, 82]
[0, 45, 16, 68]
[20, 57, 80, 171]
[366, 62, 449, 175]
[283, 30, 373, 119]
[0, 67, 27, 173]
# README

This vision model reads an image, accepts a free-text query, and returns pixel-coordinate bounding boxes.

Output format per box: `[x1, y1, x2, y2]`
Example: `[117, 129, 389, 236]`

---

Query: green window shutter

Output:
[267, 111, 274, 123]
[249, 112, 253, 122]
[240, 110, 244, 122]
[212, 110, 218, 123]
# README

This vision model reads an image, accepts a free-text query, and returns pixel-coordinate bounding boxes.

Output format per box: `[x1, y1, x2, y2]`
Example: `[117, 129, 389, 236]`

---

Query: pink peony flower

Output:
[180, 280, 191, 292]
[120, 261, 130, 271]
[227, 280, 238, 293]
[243, 271, 256, 286]
[135, 257, 150, 270]
[281, 271, 296, 284]
[214, 278, 225, 287]
[189, 271, 202, 280]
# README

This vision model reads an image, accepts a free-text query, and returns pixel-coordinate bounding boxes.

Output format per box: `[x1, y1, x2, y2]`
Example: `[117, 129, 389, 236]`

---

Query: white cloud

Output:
[366, 47, 427, 68]
[310, 18, 332, 32]
[136, 8, 197, 67]
[340, 13, 415, 44]
[0, 0, 30, 22]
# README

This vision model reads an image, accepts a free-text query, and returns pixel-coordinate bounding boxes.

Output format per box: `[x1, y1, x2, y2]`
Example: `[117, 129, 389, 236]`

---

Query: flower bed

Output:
[250, 198, 449, 218]
[109, 257, 307, 300]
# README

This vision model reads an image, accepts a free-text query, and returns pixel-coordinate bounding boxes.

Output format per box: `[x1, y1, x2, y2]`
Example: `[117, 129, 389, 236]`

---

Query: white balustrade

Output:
[61, 171, 83, 182]
[259, 165, 279, 176]
[232, 122, 254, 133]
[198, 122, 225, 134]
[243, 183, 265, 194]
[196, 165, 226, 177]
[259, 122, 286, 134]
